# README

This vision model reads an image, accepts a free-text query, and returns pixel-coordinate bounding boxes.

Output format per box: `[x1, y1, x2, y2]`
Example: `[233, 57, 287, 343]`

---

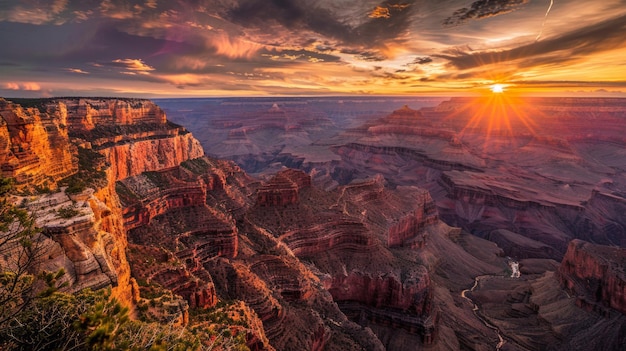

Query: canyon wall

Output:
[249, 171, 442, 348]
[0, 97, 204, 306]
[0, 98, 76, 189]
[559, 239, 626, 316]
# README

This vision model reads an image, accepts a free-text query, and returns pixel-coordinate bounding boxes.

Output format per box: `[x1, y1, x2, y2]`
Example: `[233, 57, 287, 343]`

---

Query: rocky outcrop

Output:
[56, 98, 166, 132]
[0, 98, 77, 190]
[256, 169, 311, 207]
[325, 267, 433, 314]
[14, 189, 117, 293]
[249, 172, 442, 348]
[387, 190, 437, 248]
[99, 131, 204, 181]
[328, 269, 437, 345]
[559, 239, 626, 316]
[280, 219, 374, 258]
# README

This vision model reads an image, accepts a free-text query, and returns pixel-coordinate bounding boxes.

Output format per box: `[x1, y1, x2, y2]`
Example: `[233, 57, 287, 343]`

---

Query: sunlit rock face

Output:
[0, 98, 77, 190]
[9, 189, 118, 293]
[58, 98, 166, 132]
[559, 239, 626, 316]
[0, 97, 205, 306]
[58, 98, 204, 181]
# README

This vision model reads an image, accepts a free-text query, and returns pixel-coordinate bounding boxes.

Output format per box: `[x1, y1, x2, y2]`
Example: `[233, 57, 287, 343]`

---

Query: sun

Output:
[491, 84, 505, 93]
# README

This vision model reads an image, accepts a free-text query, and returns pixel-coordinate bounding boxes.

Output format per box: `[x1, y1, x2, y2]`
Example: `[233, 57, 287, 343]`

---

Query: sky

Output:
[0, 0, 625, 98]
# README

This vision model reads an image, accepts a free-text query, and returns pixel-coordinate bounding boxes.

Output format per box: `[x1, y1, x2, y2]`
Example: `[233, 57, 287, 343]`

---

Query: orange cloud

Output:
[4, 83, 20, 90]
[210, 34, 264, 60]
[66, 68, 90, 74]
[23, 83, 41, 91]
[112, 58, 155, 72]
[99, 0, 135, 20]
[4, 82, 41, 91]
[369, 6, 391, 19]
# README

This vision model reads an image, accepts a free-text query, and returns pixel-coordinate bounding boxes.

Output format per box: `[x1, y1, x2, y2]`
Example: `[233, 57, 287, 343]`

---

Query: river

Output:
[461, 260, 520, 350]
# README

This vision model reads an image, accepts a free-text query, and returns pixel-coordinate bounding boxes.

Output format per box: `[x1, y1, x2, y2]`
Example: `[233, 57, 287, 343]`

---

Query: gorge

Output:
[1, 96, 625, 350]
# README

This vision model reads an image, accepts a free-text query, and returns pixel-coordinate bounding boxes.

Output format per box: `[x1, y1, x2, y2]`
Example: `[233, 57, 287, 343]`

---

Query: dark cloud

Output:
[261, 48, 342, 63]
[226, 0, 418, 48]
[436, 13, 626, 70]
[442, 0, 529, 27]
[410, 56, 433, 65]
[357, 51, 388, 62]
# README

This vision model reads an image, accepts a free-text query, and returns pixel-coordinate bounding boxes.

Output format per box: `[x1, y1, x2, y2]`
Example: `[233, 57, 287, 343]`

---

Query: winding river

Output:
[461, 261, 520, 350]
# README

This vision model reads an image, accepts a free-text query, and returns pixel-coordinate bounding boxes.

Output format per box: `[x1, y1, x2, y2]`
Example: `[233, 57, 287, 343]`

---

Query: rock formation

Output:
[248, 171, 445, 348]
[559, 239, 626, 316]
[0, 98, 76, 190]
[256, 168, 311, 207]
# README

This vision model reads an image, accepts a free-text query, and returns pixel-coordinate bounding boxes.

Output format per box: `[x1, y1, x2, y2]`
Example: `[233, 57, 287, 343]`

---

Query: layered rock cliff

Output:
[0, 98, 76, 190]
[248, 171, 444, 348]
[559, 239, 626, 316]
[120, 159, 385, 350]
[0, 97, 204, 306]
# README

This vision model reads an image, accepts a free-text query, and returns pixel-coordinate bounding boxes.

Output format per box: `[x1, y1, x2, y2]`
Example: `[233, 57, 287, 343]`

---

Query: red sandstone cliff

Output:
[0, 97, 204, 306]
[559, 239, 626, 316]
[0, 98, 76, 190]
[249, 171, 443, 348]
[121, 160, 385, 350]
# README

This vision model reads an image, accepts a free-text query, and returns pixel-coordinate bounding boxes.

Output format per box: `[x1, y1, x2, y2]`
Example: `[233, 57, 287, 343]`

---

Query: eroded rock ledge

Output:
[249, 170, 444, 348]
[559, 239, 626, 316]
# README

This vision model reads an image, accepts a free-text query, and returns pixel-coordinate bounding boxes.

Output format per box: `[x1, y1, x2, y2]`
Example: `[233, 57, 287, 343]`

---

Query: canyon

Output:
[1, 96, 625, 350]
[161, 96, 626, 349]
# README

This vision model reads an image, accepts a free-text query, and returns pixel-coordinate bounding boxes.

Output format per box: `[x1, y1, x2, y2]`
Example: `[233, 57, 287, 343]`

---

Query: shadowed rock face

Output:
[559, 239, 626, 316]
[248, 170, 444, 348]
[121, 160, 387, 350]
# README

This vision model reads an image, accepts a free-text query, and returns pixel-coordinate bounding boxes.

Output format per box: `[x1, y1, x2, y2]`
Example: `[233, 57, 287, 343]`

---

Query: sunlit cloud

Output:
[23, 83, 42, 91]
[66, 68, 89, 74]
[4, 82, 42, 91]
[72, 10, 93, 22]
[369, 6, 391, 19]
[0, 0, 624, 96]
[99, 0, 135, 20]
[209, 34, 264, 60]
[145, 0, 158, 10]
[112, 59, 155, 72]
[4, 83, 20, 90]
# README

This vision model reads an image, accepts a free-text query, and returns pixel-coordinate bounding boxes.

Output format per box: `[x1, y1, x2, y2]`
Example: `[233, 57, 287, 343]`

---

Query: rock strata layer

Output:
[559, 239, 626, 316]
